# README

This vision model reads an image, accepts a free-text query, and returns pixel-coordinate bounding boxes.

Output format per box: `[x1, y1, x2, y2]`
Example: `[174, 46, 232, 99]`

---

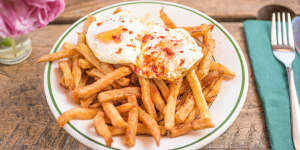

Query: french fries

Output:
[37, 42, 76, 62]
[98, 87, 141, 103]
[38, 8, 236, 147]
[160, 8, 176, 29]
[126, 95, 138, 147]
[150, 82, 166, 113]
[113, 7, 122, 14]
[169, 123, 192, 137]
[197, 26, 216, 80]
[102, 102, 128, 128]
[192, 118, 215, 130]
[209, 61, 235, 80]
[175, 93, 195, 123]
[138, 107, 160, 146]
[153, 79, 170, 101]
[80, 94, 96, 108]
[138, 77, 157, 120]
[203, 77, 223, 104]
[57, 107, 98, 127]
[73, 67, 131, 99]
[187, 69, 211, 119]
[83, 15, 96, 34]
[59, 60, 74, 89]
[164, 79, 182, 130]
[78, 58, 93, 69]
[109, 124, 166, 136]
[94, 111, 113, 146]
[116, 102, 136, 113]
[72, 55, 82, 89]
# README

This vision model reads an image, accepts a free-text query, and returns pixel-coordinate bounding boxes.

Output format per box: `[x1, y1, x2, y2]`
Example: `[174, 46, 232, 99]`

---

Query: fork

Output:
[271, 12, 300, 149]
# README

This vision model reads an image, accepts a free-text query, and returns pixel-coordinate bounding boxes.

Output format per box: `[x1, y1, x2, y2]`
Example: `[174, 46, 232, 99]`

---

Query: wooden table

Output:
[2, 0, 299, 149]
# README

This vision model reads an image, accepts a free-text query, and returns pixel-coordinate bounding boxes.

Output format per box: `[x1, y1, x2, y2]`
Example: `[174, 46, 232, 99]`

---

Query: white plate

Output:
[43, 1, 249, 149]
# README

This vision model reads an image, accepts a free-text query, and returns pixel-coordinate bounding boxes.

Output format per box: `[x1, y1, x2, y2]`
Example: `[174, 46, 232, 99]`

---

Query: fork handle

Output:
[287, 67, 300, 150]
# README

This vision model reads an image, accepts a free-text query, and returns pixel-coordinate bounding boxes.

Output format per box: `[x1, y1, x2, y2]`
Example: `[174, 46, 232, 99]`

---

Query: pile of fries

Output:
[38, 8, 235, 147]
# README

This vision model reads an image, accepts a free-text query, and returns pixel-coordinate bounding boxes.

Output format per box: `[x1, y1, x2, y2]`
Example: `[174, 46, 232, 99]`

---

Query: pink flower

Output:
[0, 0, 65, 38]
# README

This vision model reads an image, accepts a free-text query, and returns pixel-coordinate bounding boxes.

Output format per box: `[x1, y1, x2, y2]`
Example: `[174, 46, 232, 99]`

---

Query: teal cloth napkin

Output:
[244, 20, 300, 150]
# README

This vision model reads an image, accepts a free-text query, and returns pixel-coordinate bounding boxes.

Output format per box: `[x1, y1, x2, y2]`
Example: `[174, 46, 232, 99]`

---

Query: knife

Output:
[292, 17, 300, 55]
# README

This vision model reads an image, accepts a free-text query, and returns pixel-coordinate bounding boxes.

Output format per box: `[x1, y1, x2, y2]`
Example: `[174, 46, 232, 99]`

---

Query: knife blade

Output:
[292, 17, 300, 55]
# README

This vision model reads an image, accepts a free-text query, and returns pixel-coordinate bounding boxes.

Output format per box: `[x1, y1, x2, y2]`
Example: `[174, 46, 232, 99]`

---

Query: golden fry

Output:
[72, 67, 131, 99]
[192, 117, 214, 130]
[59, 60, 74, 89]
[125, 95, 138, 147]
[138, 107, 160, 146]
[78, 58, 93, 69]
[102, 102, 127, 128]
[116, 103, 135, 114]
[75, 43, 129, 87]
[179, 79, 190, 95]
[109, 124, 166, 136]
[184, 107, 199, 123]
[182, 24, 214, 35]
[76, 32, 86, 45]
[138, 77, 157, 120]
[94, 111, 113, 146]
[80, 94, 96, 108]
[197, 29, 216, 80]
[210, 61, 235, 80]
[169, 123, 193, 137]
[78, 74, 88, 88]
[175, 93, 195, 123]
[164, 78, 182, 130]
[37, 42, 76, 62]
[160, 8, 176, 29]
[204, 77, 222, 104]
[98, 87, 141, 103]
[153, 79, 170, 101]
[72, 55, 82, 89]
[86, 68, 120, 89]
[150, 81, 166, 112]
[83, 15, 96, 34]
[187, 69, 211, 119]
[57, 107, 98, 127]
[113, 7, 122, 14]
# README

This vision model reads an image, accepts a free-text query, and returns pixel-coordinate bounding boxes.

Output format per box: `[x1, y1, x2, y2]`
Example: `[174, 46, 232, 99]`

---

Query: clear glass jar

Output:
[0, 34, 32, 65]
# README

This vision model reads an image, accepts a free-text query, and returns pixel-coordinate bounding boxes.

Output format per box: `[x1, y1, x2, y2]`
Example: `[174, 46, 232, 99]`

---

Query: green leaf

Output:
[0, 38, 12, 46]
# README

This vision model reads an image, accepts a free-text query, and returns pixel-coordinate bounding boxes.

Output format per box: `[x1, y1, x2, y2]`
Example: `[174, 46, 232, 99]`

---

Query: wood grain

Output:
[54, 0, 300, 22]
[0, 22, 270, 149]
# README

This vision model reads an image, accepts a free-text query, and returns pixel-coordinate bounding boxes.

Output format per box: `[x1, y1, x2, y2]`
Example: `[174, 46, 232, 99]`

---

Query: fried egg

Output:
[86, 11, 203, 80]
[136, 24, 202, 80]
[86, 11, 144, 64]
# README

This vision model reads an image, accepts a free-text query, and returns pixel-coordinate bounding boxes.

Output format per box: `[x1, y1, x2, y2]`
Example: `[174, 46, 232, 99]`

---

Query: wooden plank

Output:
[0, 23, 269, 149]
[55, 0, 300, 22]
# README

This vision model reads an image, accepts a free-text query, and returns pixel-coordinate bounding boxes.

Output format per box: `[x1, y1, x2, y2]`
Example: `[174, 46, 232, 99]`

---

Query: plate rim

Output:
[43, 1, 249, 150]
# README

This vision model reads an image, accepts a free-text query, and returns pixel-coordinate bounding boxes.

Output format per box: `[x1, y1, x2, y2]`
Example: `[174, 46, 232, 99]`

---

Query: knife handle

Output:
[287, 67, 300, 150]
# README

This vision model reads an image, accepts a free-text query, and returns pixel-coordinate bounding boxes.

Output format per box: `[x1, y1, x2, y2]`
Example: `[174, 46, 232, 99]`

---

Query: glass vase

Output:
[0, 34, 32, 65]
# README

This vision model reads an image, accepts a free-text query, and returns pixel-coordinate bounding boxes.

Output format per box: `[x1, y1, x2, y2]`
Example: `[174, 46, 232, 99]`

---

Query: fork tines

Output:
[271, 12, 295, 49]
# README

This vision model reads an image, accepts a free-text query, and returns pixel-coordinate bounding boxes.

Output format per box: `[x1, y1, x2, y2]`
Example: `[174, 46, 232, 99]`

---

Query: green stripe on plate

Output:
[46, 1, 246, 150]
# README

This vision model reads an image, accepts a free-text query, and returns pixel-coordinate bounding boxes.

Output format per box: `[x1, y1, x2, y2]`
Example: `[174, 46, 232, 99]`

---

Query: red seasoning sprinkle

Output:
[162, 47, 175, 56]
[112, 34, 121, 43]
[96, 22, 102, 26]
[159, 36, 166, 39]
[142, 34, 153, 43]
[122, 28, 128, 31]
[116, 48, 122, 54]
[129, 31, 133, 34]
[121, 20, 125, 23]
[165, 28, 169, 31]
[179, 50, 184, 53]
[179, 59, 185, 66]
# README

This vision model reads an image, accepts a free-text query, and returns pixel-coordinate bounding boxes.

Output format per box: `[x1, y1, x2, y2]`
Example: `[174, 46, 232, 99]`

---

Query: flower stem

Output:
[10, 38, 17, 57]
